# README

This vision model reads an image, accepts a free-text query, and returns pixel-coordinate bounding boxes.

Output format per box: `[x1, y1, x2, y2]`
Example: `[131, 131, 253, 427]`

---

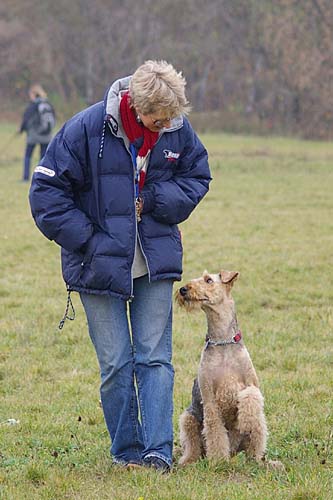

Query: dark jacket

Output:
[20, 97, 54, 145]
[29, 77, 211, 300]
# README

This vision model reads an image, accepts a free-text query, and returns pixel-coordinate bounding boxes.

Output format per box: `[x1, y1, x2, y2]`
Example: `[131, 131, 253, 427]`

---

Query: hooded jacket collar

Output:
[103, 76, 184, 141]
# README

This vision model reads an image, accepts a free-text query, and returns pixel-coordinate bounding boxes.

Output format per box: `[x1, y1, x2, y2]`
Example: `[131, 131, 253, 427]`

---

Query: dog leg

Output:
[228, 429, 243, 456]
[236, 386, 267, 461]
[203, 403, 230, 460]
[179, 410, 204, 465]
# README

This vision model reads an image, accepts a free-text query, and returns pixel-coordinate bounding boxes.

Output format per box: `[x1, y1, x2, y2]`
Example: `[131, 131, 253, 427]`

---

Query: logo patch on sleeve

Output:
[34, 166, 55, 177]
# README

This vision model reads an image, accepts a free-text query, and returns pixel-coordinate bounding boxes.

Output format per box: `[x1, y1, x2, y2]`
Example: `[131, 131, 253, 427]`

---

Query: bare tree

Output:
[1, 0, 333, 138]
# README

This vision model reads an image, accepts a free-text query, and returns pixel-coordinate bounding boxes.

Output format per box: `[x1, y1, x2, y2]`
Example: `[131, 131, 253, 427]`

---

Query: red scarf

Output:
[120, 91, 158, 190]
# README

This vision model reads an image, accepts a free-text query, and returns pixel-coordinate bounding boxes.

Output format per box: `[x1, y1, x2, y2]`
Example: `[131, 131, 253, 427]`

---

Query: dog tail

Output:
[179, 410, 204, 465]
[237, 385, 267, 459]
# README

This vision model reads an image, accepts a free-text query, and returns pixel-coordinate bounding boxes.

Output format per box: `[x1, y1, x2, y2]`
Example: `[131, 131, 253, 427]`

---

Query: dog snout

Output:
[179, 286, 188, 297]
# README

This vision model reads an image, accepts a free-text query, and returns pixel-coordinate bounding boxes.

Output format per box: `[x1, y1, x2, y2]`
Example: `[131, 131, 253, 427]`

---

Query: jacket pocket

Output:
[81, 255, 113, 290]
[81, 231, 112, 264]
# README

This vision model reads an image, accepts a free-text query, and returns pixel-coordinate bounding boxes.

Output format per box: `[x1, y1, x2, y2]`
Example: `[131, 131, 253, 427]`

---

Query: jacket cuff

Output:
[141, 187, 155, 214]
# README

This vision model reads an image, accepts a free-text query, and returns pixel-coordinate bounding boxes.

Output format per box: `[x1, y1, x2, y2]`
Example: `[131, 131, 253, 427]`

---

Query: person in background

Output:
[29, 60, 211, 472]
[19, 83, 55, 181]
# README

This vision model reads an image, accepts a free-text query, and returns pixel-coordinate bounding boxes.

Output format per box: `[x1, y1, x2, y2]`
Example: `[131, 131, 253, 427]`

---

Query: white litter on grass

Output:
[0, 418, 20, 426]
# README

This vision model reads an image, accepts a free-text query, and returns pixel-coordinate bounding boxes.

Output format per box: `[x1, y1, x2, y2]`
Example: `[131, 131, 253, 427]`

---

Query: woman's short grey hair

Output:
[129, 60, 191, 117]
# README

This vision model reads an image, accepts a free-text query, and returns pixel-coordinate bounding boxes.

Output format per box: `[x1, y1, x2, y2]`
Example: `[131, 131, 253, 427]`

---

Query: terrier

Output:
[176, 270, 269, 466]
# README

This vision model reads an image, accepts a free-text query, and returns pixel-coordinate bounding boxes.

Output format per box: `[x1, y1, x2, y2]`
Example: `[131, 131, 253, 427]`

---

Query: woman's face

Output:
[136, 110, 173, 132]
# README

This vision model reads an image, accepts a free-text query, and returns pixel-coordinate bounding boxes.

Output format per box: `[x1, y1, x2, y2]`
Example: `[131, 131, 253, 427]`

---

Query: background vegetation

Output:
[1, 0, 333, 139]
[0, 125, 332, 499]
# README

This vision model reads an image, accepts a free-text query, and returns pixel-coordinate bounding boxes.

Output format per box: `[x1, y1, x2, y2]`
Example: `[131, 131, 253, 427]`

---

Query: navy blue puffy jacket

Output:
[29, 92, 211, 300]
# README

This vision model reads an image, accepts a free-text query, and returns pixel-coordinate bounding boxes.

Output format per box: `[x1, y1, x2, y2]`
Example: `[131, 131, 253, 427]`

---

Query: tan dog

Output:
[176, 270, 269, 466]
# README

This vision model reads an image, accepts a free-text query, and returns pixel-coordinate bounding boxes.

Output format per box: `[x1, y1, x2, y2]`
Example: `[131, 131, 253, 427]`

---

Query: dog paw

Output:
[178, 454, 199, 466]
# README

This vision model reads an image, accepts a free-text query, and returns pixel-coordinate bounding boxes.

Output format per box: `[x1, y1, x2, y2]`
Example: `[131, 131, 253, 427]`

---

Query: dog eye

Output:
[206, 278, 214, 284]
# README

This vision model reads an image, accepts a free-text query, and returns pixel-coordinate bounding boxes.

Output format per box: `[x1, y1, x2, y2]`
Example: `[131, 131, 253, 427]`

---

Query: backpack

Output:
[36, 100, 56, 135]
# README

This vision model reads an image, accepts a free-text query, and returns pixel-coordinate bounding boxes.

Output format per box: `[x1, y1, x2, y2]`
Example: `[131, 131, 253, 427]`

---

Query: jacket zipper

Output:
[128, 142, 151, 298]
[137, 230, 151, 282]
[106, 120, 183, 298]
[132, 129, 161, 287]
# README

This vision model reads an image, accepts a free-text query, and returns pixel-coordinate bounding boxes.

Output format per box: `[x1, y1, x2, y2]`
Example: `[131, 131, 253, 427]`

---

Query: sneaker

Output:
[126, 462, 143, 470]
[112, 458, 143, 469]
[143, 456, 171, 473]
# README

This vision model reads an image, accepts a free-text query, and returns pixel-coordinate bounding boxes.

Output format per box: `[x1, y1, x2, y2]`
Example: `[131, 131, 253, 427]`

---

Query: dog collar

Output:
[205, 330, 242, 349]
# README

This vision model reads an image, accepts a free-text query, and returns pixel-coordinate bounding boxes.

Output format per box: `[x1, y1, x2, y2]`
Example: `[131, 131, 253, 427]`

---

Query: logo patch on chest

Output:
[163, 149, 180, 161]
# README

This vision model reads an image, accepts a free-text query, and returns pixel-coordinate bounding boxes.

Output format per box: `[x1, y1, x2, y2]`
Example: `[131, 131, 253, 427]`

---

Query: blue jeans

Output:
[23, 143, 48, 181]
[80, 276, 174, 466]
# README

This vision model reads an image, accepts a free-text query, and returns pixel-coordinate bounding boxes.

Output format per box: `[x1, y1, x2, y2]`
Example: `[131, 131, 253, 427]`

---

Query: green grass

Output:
[0, 123, 332, 499]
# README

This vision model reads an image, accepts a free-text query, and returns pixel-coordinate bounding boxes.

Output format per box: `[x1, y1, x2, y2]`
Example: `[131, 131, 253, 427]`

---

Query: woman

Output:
[19, 83, 55, 181]
[29, 60, 211, 472]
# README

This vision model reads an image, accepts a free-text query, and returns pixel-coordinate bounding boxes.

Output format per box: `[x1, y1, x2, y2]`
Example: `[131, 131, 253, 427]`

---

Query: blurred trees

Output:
[1, 0, 333, 138]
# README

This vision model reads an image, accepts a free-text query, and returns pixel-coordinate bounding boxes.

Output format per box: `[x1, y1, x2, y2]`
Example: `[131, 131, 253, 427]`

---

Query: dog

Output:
[176, 269, 271, 466]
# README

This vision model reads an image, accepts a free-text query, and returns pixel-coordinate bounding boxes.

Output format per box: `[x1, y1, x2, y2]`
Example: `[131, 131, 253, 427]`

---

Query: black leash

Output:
[58, 288, 75, 330]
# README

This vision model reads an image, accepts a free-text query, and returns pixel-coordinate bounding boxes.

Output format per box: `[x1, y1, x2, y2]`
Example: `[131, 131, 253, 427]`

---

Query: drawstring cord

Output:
[59, 115, 111, 328]
[59, 117, 106, 329]
[58, 288, 76, 330]
[98, 118, 107, 159]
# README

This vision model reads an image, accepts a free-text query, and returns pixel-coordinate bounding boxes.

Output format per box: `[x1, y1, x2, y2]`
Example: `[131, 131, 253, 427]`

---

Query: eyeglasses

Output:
[151, 117, 172, 127]
[136, 110, 174, 128]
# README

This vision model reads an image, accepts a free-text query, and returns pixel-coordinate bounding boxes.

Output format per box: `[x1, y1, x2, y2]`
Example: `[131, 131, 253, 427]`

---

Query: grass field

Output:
[0, 123, 332, 499]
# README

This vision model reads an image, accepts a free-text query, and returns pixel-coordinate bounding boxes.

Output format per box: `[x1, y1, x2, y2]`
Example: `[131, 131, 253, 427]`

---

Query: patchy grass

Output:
[0, 123, 332, 499]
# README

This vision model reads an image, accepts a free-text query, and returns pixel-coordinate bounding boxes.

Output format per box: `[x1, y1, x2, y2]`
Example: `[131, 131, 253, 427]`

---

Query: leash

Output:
[58, 287, 76, 330]
[205, 330, 242, 350]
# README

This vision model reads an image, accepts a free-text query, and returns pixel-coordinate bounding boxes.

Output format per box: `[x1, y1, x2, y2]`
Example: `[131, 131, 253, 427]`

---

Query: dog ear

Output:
[220, 270, 239, 285]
